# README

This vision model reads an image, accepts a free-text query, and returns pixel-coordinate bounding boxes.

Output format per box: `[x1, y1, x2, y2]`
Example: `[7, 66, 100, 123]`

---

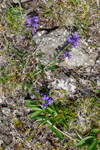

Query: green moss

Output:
[14, 120, 23, 128]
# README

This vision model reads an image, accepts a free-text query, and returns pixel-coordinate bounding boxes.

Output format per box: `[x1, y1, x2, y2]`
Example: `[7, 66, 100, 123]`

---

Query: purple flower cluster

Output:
[42, 93, 53, 108]
[67, 33, 80, 48]
[25, 16, 39, 35]
[62, 33, 80, 60]
[63, 51, 72, 60]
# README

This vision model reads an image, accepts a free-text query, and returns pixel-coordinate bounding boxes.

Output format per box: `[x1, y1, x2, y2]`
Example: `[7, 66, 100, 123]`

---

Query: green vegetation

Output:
[0, 0, 100, 149]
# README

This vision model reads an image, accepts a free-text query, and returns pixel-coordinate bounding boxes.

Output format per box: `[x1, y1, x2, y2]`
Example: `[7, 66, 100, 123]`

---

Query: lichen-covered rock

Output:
[34, 27, 69, 65]
[34, 28, 98, 69]
[45, 70, 77, 96]
[59, 40, 98, 68]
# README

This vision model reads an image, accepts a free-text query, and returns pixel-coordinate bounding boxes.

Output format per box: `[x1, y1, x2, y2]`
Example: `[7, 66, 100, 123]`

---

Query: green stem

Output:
[33, 44, 70, 77]
[18, 0, 23, 31]
[47, 120, 77, 144]
[1, 31, 9, 49]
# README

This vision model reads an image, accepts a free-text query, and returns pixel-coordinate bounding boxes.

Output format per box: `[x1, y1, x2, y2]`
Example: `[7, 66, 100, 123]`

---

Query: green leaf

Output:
[38, 121, 46, 128]
[54, 128, 63, 140]
[49, 117, 55, 123]
[93, 89, 100, 94]
[46, 107, 55, 114]
[40, 73, 44, 80]
[59, 117, 64, 124]
[91, 129, 100, 134]
[27, 105, 42, 111]
[47, 107, 58, 117]
[46, 120, 63, 140]
[0, 79, 4, 83]
[38, 61, 43, 70]
[48, 65, 56, 70]
[48, 123, 55, 131]
[25, 100, 37, 107]
[87, 138, 98, 150]
[66, 115, 74, 121]
[77, 136, 95, 148]
[36, 117, 46, 122]
[51, 104, 59, 114]
[25, 99, 37, 105]
[29, 111, 42, 119]
[25, 100, 33, 105]
[63, 121, 69, 128]
[31, 90, 39, 97]
[53, 56, 56, 65]
[22, 84, 25, 91]
[25, 104, 38, 107]
[1, 31, 9, 48]
[54, 107, 59, 114]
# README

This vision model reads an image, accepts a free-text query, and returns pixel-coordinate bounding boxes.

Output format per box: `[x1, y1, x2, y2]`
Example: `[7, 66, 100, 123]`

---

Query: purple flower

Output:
[67, 54, 72, 60]
[25, 16, 39, 35]
[63, 51, 71, 60]
[42, 93, 53, 108]
[63, 52, 67, 58]
[42, 103, 47, 108]
[67, 33, 80, 48]
[47, 97, 53, 104]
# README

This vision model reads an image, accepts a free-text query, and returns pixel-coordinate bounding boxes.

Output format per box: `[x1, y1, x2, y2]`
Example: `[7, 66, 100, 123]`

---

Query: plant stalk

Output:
[47, 120, 77, 144]
[33, 44, 70, 76]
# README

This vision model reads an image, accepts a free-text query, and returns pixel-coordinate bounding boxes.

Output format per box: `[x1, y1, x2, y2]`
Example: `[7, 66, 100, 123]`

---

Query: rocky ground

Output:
[0, 0, 100, 150]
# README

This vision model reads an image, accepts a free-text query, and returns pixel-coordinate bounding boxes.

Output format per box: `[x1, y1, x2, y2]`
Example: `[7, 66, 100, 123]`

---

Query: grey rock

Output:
[0, 0, 13, 8]
[3, 135, 12, 145]
[0, 56, 7, 69]
[0, 97, 2, 103]
[34, 27, 69, 65]
[0, 140, 3, 146]
[0, 87, 5, 104]
[97, 79, 100, 86]
[13, 0, 29, 3]
[46, 70, 77, 95]
[49, 76, 77, 95]
[34, 28, 98, 69]
[87, 26, 100, 47]
[2, 108, 11, 116]
[96, 58, 100, 65]
[59, 40, 98, 69]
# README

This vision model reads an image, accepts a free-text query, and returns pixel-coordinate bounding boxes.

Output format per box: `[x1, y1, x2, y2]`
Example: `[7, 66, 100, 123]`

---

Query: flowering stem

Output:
[47, 120, 77, 144]
[33, 44, 70, 77]
[45, 44, 70, 69]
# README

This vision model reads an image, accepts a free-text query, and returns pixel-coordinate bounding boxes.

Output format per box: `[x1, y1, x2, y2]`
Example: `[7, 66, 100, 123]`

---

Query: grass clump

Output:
[4, 2, 25, 33]
[38, 0, 100, 36]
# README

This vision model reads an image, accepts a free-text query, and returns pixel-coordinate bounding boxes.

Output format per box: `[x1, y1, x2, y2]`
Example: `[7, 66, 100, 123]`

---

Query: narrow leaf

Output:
[46, 107, 54, 114]
[29, 111, 42, 119]
[77, 136, 94, 148]
[38, 121, 46, 129]
[25, 100, 37, 105]
[91, 129, 100, 134]
[53, 56, 56, 65]
[31, 90, 39, 97]
[87, 138, 98, 150]
[47, 120, 63, 140]
[54, 128, 63, 140]
[93, 89, 100, 93]
[40, 73, 44, 80]
[38, 61, 42, 70]
[36, 117, 45, 122]
[28, 105, 42, 111]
